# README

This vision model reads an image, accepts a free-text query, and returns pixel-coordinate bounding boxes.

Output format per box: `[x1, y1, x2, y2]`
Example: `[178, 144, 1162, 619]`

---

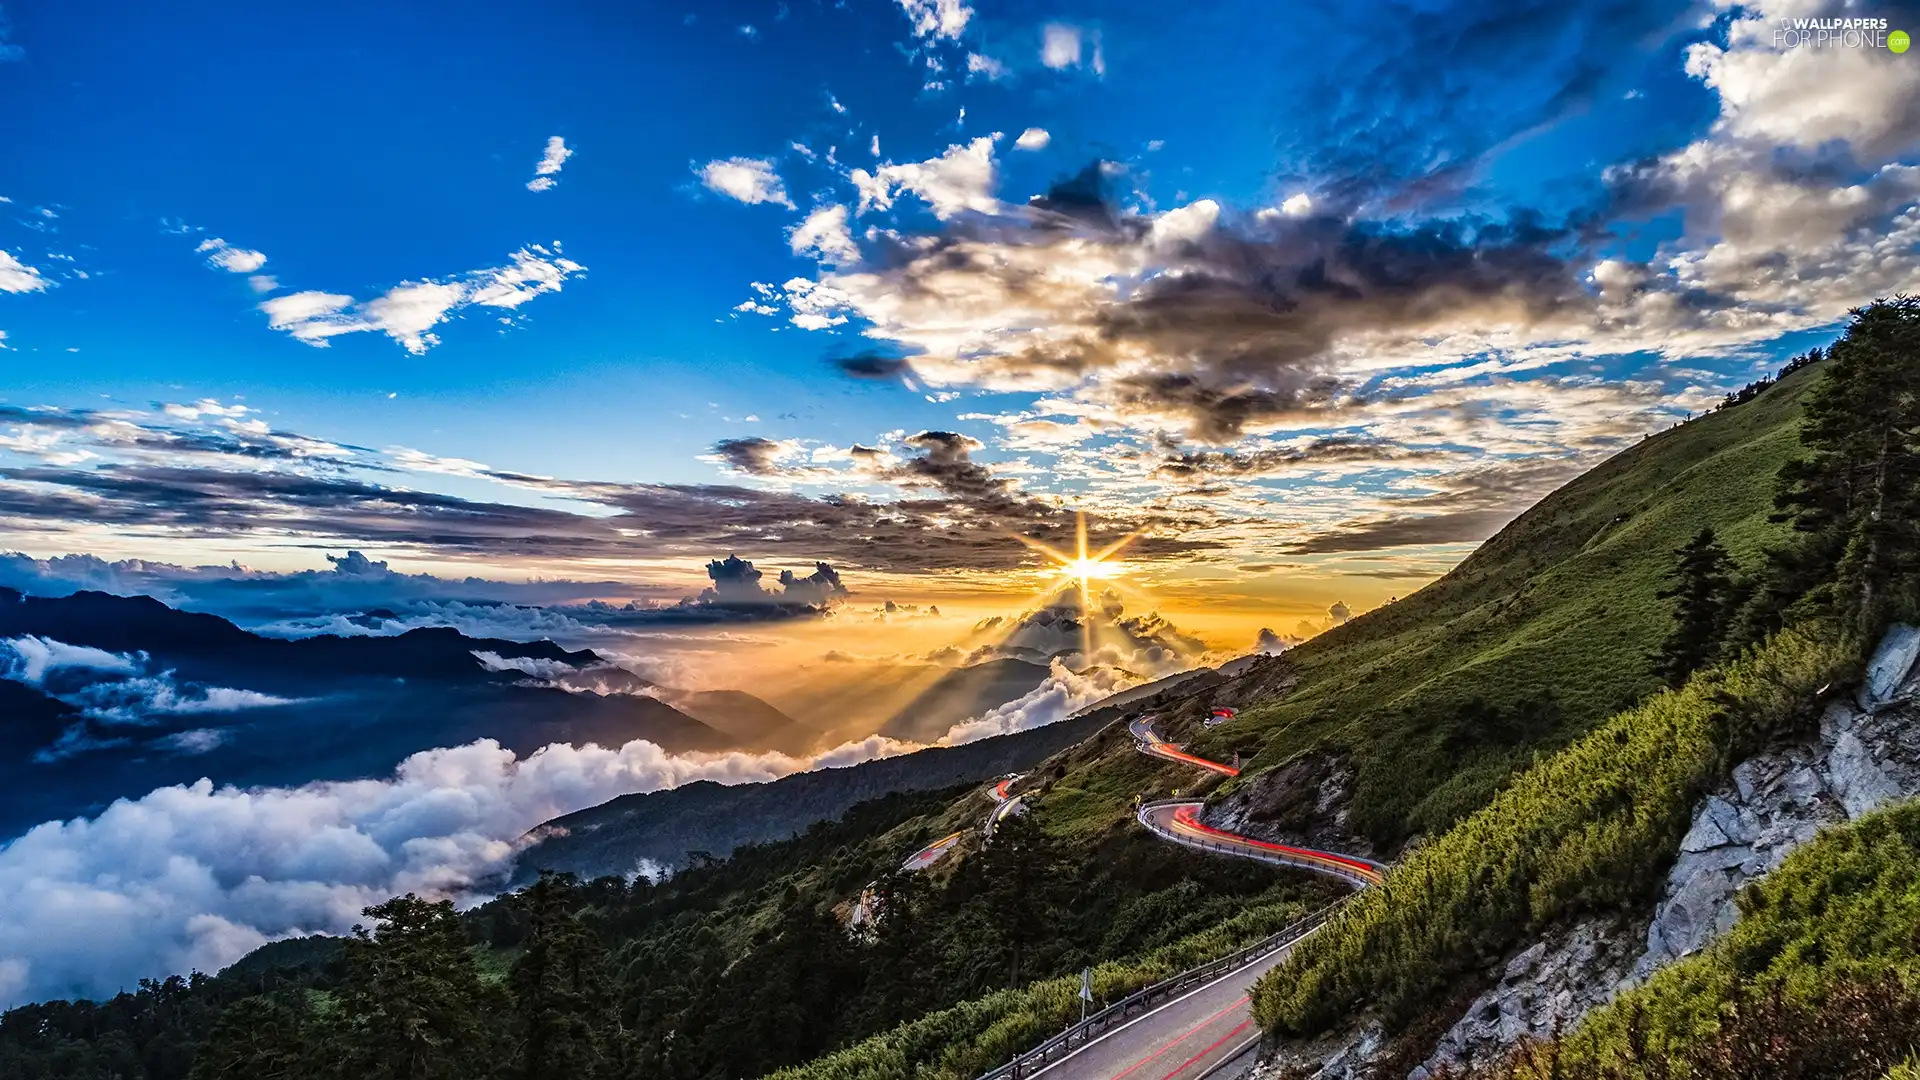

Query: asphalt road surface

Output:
[1026, 938, 1296, 1080]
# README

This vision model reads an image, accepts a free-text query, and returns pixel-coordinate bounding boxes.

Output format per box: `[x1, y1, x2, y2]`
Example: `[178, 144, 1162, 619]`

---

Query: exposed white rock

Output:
[1631, 671, 1920, 978]
[1406, 919, 1641, 1080]
[1860, 623, 1920, 711]
[1245, 1022, 1386, 1080]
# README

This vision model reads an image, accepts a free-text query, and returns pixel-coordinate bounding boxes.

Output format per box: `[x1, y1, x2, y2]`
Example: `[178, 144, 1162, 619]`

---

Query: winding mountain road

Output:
[852, 774, 1028, 925]
[986, 774, 1027, 837]
[1003, 716, 1381, 1080]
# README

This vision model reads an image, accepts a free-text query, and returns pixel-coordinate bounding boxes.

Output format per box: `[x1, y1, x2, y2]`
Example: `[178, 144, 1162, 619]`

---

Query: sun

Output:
[1059, 555, 1125, 582]
[1022, 512, 1137, 586]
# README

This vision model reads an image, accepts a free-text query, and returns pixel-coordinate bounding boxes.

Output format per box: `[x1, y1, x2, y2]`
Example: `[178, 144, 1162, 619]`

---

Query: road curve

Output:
[1130, 716, 1240, 777]
[1140, 802, 1384, 888]
[854, 774, 1029, 925]
[986, 774, 1027, 837]
[1002, 716, 1380, 1080]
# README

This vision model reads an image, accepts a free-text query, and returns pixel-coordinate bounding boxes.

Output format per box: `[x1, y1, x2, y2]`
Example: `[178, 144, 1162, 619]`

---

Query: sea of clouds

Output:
[0, 651, 1151, 1008]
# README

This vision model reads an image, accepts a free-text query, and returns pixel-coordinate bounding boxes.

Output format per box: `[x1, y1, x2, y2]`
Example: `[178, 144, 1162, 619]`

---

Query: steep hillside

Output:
[1192, 360, 1828, 845]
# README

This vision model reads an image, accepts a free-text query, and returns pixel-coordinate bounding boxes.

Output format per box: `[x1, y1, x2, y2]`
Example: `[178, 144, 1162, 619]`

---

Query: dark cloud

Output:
[821, 194, 1597, 442]
[0, 404, 373, 466]
[0, 550, 682, 629]
[0, 406, 96, 431]
[1286, 508, 1520, 554]
[1338, 564, 1455, 580]
[1154, 438, 1451, 481]
[1027, 161, 1122, 228]
[707, 437, 791, 477]
[883, 431, 1021, 510]
[686, 554, 848, 615]
[0, 459, 1214, 574]
[779, 563, 847, 606]
[832, 351, 912, 379]
[1255, 627, 1298, 655]
[1107, 215, 1588, 439]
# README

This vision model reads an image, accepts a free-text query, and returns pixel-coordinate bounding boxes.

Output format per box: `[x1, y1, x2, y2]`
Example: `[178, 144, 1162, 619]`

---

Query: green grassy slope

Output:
[1474, 797, 1920, 1078]
[1191, 360, 1828, 845]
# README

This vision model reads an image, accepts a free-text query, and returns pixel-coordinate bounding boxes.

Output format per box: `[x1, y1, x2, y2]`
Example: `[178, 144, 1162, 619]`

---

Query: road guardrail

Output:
[971, 899, 1346, 1080]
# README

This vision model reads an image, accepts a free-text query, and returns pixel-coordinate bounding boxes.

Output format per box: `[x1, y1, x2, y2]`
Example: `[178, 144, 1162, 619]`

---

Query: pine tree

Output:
[186, 995, 310, 1080]
[311, 895, 505, 1080]
[974, 809, 1070, 989]
[506, 872, 624, 1080]
[1654, 527, 1735, 686]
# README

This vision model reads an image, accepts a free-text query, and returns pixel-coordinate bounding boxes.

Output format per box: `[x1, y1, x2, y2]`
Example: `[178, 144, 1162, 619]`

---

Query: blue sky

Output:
[1, 0, 1915, 621]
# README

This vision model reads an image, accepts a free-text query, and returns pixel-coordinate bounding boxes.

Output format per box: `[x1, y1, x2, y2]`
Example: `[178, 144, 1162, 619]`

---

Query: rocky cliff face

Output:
[1246, 627, 1920, 1080]
[1203, 751, 1373, 859]
[1405, 917, 1642, 1079]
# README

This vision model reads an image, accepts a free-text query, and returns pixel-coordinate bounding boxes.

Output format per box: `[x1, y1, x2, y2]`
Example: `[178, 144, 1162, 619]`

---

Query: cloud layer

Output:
[0, 643, 1156, 1007]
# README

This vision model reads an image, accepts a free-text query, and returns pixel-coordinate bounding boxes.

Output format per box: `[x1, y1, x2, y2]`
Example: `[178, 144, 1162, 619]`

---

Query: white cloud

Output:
[259, 246, 585, 354]
[966, 53, 1008, 80]
[696, 157, 796, 208]
[157, 729, 231, 755]
[789, 204, 861, 263]
[935, 659, 1137, 745]
[196, 238, 267, 275]
[1040, 23, 1082, 69]
[1684, 13, 1920, 160]
[0, 425, 94, 465]
[1148, 198, 1221, 246]
[526, 136, 573, 192]
[0, 731, 945, 1007]
[0, 250, 50, 293]
[247, 274, 279, 294]
[471, 650, 577, 680]
[1014, 127, 1051, 151]
[782, 278, 852, 330]
[63, 676, 296, 724]
[161, 399, 252, 421]
[896, 0, 972, 40]
[0, 636, 139, 686]
[850, 134, 1002, 219]
[0, 637, 298, 757]
[1279, 192, 1313, 217]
